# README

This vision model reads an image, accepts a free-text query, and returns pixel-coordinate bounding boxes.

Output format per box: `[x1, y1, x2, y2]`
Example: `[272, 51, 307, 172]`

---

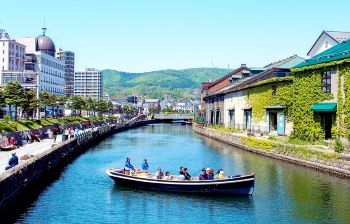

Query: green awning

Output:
[311, 103, 337, 112]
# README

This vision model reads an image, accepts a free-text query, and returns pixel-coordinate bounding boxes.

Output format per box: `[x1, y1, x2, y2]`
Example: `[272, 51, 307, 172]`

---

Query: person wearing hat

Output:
[141, 159, 149, 171]
[5, 152, 19, 170]
[199, 168, 208, 180]
[124, 157, 134, 171]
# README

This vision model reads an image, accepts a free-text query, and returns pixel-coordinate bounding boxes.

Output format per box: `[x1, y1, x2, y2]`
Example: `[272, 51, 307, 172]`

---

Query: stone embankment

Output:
[0, 120, 155, 212]
[193, 125, 350, 178]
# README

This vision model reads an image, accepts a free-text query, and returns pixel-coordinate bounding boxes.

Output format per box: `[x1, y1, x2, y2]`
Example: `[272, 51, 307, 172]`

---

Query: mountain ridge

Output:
[102, 67, 232, 100]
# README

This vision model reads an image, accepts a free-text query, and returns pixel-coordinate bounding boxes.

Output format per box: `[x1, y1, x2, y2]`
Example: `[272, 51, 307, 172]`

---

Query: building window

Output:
[322, 71, 332, 93]
[272, 85, 276, 96]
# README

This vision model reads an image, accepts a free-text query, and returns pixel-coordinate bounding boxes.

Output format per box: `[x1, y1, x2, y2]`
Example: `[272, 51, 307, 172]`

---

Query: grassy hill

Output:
[103, 68, 232, 100]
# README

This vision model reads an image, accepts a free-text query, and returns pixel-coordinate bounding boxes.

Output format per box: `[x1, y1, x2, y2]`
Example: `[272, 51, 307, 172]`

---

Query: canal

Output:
[13, 124, 350, 223]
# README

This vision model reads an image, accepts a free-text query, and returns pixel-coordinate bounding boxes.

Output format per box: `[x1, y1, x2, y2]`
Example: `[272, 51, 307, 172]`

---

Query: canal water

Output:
[15, 124, 350, 224]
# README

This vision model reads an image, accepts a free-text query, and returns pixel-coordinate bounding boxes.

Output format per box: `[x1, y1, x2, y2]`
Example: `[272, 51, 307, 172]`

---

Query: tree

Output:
[48, 94, 57, 116]
[149, 106, 160, 114]
[0, 91, 6, 116]
[69, 96, 86, 116]
[39, 91, 51, 118]
[21, 90, 39, 119]
[3, 81, 25, 120]
[57, 96, 67, 117]
[107, 100, 114, 116]
[96, 99, 108, 117]
[86, 97, 97, 117]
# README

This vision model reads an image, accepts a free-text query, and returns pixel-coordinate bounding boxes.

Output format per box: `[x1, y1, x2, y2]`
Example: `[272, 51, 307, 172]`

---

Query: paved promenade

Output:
[0, 135, 64, 174]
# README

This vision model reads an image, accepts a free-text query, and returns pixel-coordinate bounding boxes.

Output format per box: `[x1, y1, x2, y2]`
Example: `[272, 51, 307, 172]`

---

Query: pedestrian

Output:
[53, 125, 59, 143]
[69, 128, 75, 139]
[5, 152, 19, 170]
[74, 127, 79, 138]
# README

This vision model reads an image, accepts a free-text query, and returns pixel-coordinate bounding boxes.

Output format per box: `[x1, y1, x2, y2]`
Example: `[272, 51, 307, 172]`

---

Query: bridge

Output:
[154, 114, 194, 123]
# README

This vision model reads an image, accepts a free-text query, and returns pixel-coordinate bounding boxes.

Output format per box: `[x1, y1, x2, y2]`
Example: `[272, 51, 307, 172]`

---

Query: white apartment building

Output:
[0, 29, 26, 71]
[57, 49, 75, 97]
[74, 68, 102, 99]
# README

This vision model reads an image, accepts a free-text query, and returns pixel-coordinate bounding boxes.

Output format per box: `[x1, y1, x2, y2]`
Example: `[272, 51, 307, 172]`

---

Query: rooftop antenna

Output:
[42, 18, 46, 35]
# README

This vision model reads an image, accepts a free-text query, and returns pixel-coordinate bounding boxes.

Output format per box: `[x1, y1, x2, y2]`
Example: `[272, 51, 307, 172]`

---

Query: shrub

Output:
[334, 136, 344, 153]
[4, 115, 11, 122]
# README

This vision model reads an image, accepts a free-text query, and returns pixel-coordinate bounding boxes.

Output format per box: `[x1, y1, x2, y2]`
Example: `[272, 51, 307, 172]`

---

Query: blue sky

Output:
[1, 0, 349, 72]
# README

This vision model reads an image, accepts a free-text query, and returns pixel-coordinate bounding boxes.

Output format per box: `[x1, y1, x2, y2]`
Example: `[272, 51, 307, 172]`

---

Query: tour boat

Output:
[106, 168, 255, 195]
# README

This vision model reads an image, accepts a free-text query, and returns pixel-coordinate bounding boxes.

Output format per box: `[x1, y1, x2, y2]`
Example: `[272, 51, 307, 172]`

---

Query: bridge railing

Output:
[154, 114, 194, 119]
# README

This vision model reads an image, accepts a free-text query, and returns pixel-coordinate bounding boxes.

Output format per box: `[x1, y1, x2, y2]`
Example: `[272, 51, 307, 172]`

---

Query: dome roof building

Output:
[35, 28, 56, 57]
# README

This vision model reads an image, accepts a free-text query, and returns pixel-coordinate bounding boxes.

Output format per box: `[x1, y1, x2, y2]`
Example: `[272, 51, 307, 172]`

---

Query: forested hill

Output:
[102, 68, 232, 100]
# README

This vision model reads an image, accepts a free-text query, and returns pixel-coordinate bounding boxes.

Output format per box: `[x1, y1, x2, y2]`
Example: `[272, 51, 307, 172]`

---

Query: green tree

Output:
[21, 90, 39, 119]
[48, 94, 57, 116]
[0, 90, 6, 115]
[3, 81, 25, 120]
[39, 91, 51, 118]
[107, 100, 114, 116]
[57, 96, 67, 117]
[149, 106, 159, 114]
[69, 96, 86, 116]
[96, 99, 108, 117]
[86, 97, 97, 117]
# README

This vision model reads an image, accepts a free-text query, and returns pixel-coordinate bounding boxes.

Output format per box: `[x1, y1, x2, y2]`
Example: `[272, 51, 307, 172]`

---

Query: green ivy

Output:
[342, 65, 350, 139]
[290, 68, 334, 140]
[246, 80, 293, 122]
[241, 136, 340, 160]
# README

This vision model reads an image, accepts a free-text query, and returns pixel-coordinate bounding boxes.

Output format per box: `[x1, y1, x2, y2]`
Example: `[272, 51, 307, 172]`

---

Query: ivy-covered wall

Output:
[290, 68, 334, 140]
[337, 64, 350, 139]
[245, 78, 293, 122]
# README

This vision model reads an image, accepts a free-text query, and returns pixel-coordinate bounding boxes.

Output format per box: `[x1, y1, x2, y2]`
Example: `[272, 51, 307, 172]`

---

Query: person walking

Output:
[53, 125, 59, 143]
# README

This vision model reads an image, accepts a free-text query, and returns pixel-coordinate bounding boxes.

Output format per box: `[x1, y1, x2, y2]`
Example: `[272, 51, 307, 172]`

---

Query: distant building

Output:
[74, 68, 102, 99]
[0, 29, 26, 72]
[202, 55, 303, 133]
[307, 31, 350, 57]
[56, 49, 75, 97]
[15, 28, 65, 96]
[174, 102, 195, 113]
[103, 93, 110, 100]
[141, 99, 161, 115]
[127, 95, 137, 103]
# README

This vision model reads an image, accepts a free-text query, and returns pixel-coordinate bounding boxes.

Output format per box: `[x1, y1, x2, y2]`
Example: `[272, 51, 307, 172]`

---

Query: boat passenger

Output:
[179, 166, 185, 175]
[206, 168, 214, 180]
[163, 171, 172, 180]
[218, 170, 225, 179]
[183, 167, 192, 180]
[124, 157, 134, 171]
[199, 168, 208, 180]
[214, 169, 223, 179]
[141, 159, 149, 171]
[156, 167, 164, 179]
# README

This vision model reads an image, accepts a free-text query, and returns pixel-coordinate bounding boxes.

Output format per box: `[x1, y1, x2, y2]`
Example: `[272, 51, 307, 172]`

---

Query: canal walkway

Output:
[193, 125, 350, 177]
[0, 129, 93, 174]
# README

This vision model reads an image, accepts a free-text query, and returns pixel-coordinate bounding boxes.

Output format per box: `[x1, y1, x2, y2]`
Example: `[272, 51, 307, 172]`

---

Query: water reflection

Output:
[14, 124, 350, 224]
